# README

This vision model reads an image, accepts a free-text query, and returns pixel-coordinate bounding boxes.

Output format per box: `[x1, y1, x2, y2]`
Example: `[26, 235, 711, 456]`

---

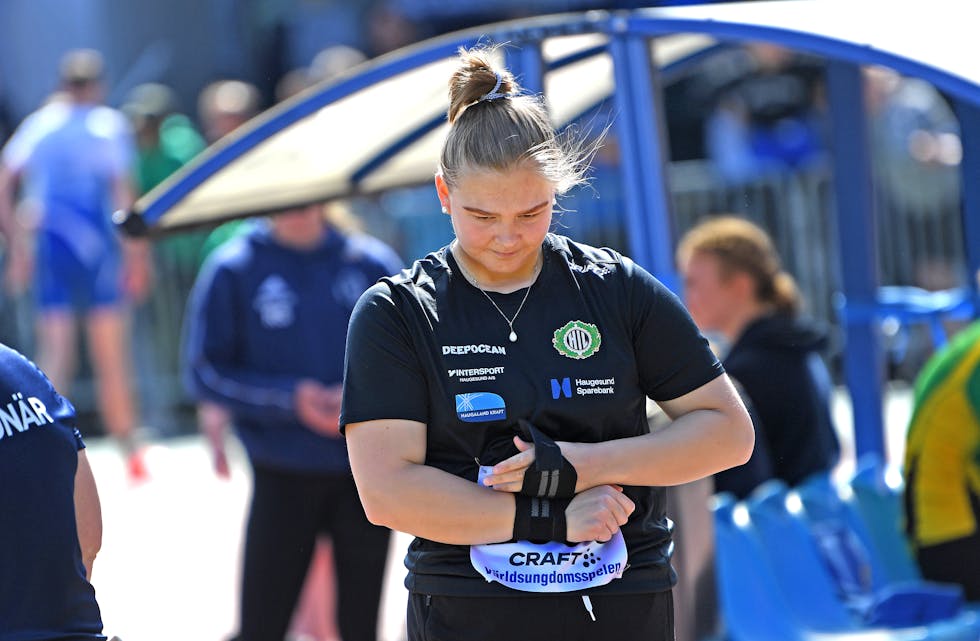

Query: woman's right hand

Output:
[564, 485, 635, 543]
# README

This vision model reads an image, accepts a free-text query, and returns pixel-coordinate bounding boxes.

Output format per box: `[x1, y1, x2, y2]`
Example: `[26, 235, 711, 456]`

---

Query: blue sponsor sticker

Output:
[456, 392, 506, 423]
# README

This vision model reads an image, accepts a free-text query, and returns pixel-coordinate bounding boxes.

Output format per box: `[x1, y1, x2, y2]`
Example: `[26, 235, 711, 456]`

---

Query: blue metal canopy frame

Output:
[126, 3, 980, 462]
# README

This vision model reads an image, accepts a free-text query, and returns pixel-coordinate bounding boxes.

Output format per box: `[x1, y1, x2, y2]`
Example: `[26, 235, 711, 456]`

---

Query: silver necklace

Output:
[453, 248, 541, 343]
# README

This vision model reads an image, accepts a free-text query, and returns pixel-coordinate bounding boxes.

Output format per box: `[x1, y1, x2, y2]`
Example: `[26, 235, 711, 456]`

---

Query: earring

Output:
[441, 206, 448, 214]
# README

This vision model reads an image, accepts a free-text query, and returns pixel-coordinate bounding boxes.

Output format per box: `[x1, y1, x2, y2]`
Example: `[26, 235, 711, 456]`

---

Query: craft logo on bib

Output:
[553, 321, 601, 359]
[456, 392, 506, 422]
[471, 531, 628, 593]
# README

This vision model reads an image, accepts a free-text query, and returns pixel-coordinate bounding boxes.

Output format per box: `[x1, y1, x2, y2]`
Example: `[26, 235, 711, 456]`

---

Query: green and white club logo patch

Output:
[553, 320, 601, 359]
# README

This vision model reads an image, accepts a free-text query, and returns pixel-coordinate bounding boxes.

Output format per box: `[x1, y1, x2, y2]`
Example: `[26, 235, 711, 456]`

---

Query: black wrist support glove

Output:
[513, 494, 572, 543]
[517, 418, 578, 499]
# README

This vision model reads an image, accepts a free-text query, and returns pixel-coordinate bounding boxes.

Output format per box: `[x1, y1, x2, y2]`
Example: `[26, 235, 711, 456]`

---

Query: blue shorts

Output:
[36, 231, 123, 311]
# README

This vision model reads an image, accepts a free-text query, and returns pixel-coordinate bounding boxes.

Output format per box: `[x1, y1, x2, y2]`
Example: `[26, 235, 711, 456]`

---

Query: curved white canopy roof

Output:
[129, 0, 980, 235]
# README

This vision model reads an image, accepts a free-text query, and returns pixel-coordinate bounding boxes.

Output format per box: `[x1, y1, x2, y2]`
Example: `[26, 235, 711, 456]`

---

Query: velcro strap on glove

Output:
[518, 418, 578, 499]
[513, 494, 572, 543]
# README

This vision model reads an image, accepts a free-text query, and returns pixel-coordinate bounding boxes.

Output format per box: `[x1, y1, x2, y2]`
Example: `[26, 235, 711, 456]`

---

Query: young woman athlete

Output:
[341, 46, 754, 641]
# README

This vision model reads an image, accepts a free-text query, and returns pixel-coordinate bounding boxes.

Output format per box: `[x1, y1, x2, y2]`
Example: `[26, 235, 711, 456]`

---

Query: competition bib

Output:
[470, 532, 628, 593]
[472, 463, 627, 592]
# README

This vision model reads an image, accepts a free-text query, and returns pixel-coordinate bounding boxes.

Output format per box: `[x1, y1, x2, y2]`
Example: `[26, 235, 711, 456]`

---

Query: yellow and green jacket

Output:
[904, 320, 980, 547]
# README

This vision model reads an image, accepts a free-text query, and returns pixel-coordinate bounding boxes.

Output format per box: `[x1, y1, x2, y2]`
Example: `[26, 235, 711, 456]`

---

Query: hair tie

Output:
[479, 71, 510, 102]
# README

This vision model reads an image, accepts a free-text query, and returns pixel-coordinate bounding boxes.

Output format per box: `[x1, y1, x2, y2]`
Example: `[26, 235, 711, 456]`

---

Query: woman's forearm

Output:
[576, 406, 753, 489]
[359, 460, 517, 545]
[572, 376, 754, 489]
[348, 419, 517, 545]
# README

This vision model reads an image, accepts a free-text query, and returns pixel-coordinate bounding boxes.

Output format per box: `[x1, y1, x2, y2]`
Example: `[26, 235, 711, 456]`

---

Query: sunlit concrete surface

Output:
[86, 438, 411, 641]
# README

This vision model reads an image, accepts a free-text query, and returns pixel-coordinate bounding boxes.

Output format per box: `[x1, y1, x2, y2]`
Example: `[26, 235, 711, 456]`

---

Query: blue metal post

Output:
[608, 19, 678, 292]
[506, 43, 545, 95]
[826, 61, 886, 460]
[955, 99, 980, 300]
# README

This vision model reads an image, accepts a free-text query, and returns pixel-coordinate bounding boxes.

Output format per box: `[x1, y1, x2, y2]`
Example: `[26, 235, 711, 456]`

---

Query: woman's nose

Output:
[494, 221, 519, 246]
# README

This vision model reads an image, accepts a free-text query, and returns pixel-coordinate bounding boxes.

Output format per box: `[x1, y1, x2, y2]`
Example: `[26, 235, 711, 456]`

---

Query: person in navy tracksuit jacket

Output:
[183, 204, 402, 641]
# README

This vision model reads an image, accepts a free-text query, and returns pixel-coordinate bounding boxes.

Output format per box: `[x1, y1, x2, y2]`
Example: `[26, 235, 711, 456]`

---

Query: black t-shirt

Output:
[341, 234, 723, 596]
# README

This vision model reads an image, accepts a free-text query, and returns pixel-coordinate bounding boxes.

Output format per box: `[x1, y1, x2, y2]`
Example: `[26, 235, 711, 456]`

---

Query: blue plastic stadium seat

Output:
[797, 471, 896, 593]
[746, 480, 858, 630]
[711, 488, 979, 641]
[743, 481, 980, 641]
[795, 472, 971, 629]
[848, 454, 923, 585]
[710, 492, 806, 641]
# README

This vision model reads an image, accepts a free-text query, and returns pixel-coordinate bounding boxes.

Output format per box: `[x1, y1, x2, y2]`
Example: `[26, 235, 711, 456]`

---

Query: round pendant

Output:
[509, 330, 518, 342]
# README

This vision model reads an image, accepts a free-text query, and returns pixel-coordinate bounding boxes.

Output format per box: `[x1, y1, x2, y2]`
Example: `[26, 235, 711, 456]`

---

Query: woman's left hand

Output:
[481, 436, 588, 492]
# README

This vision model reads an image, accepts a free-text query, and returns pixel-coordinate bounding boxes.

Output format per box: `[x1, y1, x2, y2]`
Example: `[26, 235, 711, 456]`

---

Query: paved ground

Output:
[84, 384, 915, 641]
[86, 438, 412, 641]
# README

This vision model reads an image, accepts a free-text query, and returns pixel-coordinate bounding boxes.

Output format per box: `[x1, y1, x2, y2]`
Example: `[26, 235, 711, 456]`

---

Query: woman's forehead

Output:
[450, 169, 555, 216]
[452, 165, 553, 193]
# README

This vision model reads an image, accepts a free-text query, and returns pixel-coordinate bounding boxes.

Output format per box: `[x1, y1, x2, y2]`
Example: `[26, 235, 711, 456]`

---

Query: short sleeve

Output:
[91, 107, 136, 178]
[1, 109, 46, 172]
[7, 343, 83, 449]
[35, 369, 82, 451]
[340, 282, 430, 431]
[626, 259, 724, 401]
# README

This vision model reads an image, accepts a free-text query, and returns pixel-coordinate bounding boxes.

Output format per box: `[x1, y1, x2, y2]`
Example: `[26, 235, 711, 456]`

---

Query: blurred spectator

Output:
[122, 82, 209, 435]
[703, 43, 826, 183]
[275, 68, 314, 104]
[365, 1, 420, 57]
[677, 215, 839, 490]
[187, 74, 259, 530]
[196, 75, 351, 641]
[273, 46, 369, 124]
[123, 82, 206, 196]
[275, 0, 373, 74]
[123, 82, 208, 263]
[183, 202, 402, 641]
[0, 342, 105, 639]
[0, 48, 152, 480]
[865, 66, 961, 215]
[197, 79, 262, 145]
[903, 315, 980, 602]
[864, 68, 965, 377]
[309, 44, 368, 85]
[192, 77, 263, 469]
[191, 76, 265, 275]
[123, 82, 207, 269]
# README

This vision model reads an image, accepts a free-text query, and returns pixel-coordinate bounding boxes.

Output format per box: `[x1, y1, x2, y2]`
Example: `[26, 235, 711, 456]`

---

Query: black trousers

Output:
[238, 466, 391, 641]
[916, 532, 980, 602]
[408, 590, 674, 641]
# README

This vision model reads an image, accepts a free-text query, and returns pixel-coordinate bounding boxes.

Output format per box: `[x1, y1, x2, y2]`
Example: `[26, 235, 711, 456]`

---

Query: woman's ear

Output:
[434, 173, 450, 214]
[729, 270, 756, 301]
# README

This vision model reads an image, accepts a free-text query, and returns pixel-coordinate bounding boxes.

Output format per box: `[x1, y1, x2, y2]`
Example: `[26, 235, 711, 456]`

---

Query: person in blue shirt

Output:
[0, 342, 105, 640]
[0, 49, 151, 481]
[183, 202, 403, 641]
